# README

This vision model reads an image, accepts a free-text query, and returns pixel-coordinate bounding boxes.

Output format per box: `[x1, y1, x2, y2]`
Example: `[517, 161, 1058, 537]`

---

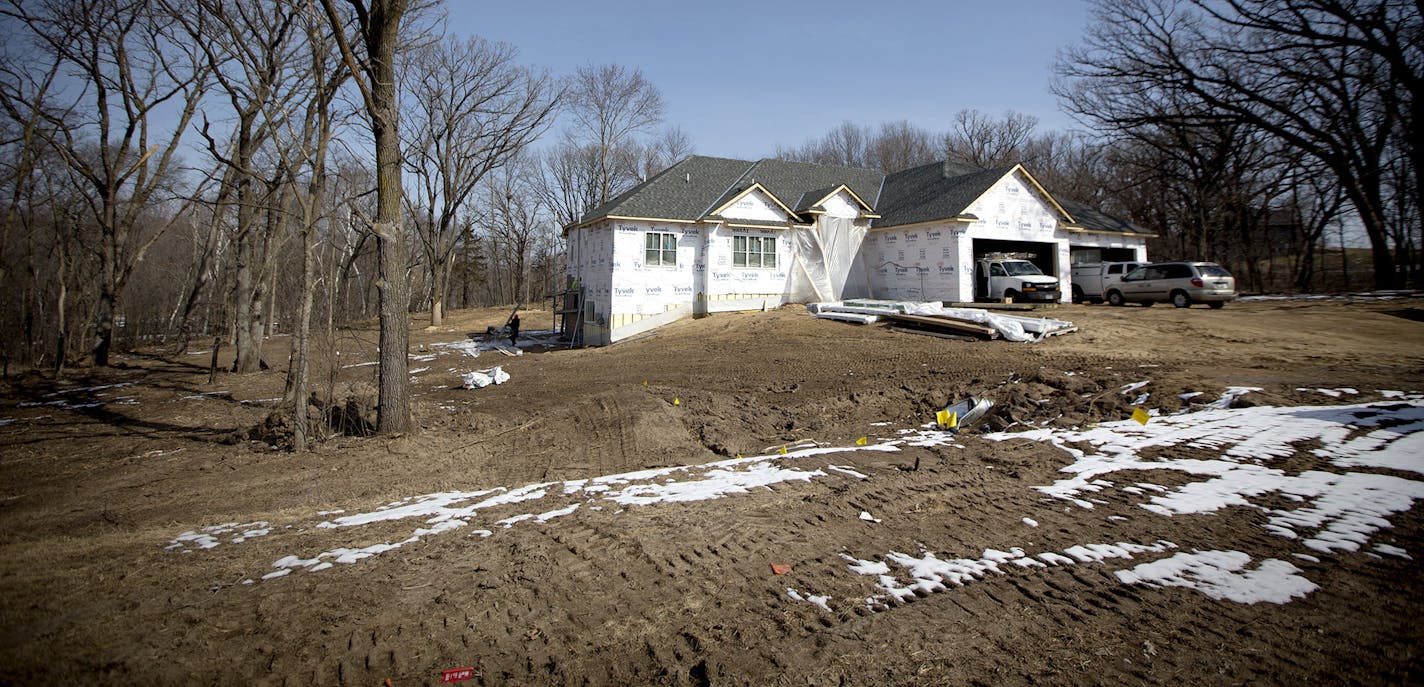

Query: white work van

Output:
[1071, 261, 1143, 303]
[974, 253, 1061, 303]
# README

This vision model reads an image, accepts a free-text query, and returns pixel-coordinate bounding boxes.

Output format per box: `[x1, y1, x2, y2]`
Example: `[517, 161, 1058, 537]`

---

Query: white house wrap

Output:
[564, 156, 1150, 345]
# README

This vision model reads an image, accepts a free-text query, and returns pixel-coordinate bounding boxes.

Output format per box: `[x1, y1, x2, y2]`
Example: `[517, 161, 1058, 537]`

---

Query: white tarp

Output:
[788, 217, 869, 303]
[461, 366, 510, 389]
[904, 303, 1035, 341]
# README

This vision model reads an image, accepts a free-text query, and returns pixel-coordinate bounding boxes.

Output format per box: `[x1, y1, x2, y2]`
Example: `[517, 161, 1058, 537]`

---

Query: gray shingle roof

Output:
[706, 159, 883, 218]
[572, 154, 1150, 237]
[1057, 198, 1152, 235]
[573, 156, 882, 227]
[577, 156, 752, 225]
[872, 161, 1013, 228]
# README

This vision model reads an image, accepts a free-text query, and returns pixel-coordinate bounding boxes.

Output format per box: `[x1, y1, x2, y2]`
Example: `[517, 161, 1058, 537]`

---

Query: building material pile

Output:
[809, 300, 1076, 342]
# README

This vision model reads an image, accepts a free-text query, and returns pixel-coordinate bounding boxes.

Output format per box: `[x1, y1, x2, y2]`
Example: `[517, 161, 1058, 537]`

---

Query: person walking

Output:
[508, 311, 520, 346]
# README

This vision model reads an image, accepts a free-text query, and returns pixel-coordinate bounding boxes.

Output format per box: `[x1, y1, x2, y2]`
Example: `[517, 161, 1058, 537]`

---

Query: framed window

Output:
[644, 232, 677, 267]
[733, 235, 777, 268]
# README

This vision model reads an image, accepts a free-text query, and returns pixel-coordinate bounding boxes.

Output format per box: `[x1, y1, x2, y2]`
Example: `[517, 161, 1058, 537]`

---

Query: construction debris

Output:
[813, 311, 879, 325]
[809, 300, 1076, 342]
[461, 366, 510, 389]
[939, 396, 995, 433]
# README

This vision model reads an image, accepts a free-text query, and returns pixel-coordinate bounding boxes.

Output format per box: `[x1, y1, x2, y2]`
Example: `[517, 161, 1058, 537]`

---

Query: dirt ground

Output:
[1, 297, 1422, 686]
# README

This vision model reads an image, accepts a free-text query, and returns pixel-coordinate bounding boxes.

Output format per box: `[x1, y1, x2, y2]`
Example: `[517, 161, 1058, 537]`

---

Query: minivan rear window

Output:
[1199, 264, 1232, 277]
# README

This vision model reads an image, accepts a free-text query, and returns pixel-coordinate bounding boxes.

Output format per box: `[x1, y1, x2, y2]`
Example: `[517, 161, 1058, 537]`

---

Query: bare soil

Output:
[2, 297, 1422, 686]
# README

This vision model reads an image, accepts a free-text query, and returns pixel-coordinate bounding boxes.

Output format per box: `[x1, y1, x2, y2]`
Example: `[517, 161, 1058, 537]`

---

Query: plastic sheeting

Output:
[462, 366, 510, 389]
[787, 217, 870, 303]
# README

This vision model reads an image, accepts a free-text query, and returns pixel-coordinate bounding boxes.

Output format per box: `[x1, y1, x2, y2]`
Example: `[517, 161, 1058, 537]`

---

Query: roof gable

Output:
[795, 183, 877, 217]
[707, 182, 797, 221]
[874, 161, 1009, 227]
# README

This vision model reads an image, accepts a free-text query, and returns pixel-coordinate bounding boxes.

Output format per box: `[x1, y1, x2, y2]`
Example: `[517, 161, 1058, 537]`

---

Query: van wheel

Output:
[1106, 290, 1124, 306]
[1208, 301, 1226, 309]
[1171, 290, 1192, 308]
[1072, 285, 1084, 304]
[1004, 290, 1019, 303]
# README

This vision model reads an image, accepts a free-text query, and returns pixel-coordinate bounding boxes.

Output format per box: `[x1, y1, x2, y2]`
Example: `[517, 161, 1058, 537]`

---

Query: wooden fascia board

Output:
[1062, 225, 1157, 238]
[564, 214, 699, 232]
[723, 222, 801, 230]
[706, 182, 798, 219]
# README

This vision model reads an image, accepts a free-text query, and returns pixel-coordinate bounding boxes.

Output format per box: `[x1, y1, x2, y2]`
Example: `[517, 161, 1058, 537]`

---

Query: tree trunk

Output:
[368, 13, 411, 435]
[429, 255, 456, 327]
[92, 239, 118, 368]
[292, 219, 316, 451]
[232, 235, 262, 373]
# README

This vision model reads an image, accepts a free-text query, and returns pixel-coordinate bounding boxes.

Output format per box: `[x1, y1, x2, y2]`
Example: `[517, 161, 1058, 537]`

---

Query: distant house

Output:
[562, 156, 1151, 345]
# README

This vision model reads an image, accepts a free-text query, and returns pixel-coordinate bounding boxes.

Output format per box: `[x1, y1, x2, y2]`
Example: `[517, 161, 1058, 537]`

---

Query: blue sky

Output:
[447, 1, 1091, 160]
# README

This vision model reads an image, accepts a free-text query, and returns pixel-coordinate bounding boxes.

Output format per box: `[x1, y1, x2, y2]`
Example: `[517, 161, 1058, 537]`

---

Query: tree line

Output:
[0, 0, 1416, 444]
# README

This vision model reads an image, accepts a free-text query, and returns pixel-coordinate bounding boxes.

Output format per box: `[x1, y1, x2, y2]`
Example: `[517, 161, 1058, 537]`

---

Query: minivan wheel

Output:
[1106, 290, 1124, 306]
[1171, 290, 1191, 308]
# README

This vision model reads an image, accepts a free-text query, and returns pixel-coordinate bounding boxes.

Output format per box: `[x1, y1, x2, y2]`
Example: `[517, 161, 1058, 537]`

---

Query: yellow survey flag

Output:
[855, 436, 867, 446]
[779, 445, 788, 455]
[642, 380, 648, 387]
[936, 409, 950, 426]
[673, 397, 680, 406]
[1132, 407, 1150, 425]
[947, 412, 958, 429]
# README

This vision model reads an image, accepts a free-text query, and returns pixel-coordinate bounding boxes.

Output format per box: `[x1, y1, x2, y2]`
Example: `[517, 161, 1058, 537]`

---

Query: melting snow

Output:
[988, 400, 1424, 557]
[842, 541, 1177, 608]
[168, 393, 1424, 609]
[1114, 550, 1317, 604]
[173, 442, 902, 579]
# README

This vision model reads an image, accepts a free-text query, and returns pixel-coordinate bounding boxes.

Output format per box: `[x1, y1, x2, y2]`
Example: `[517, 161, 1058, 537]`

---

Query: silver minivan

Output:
[1108, 262, 1236, 308]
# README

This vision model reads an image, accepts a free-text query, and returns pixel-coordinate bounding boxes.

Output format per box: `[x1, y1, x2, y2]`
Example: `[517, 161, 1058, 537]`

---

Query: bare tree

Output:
[479, 155, 547, 306]
[566, 64, 664, 205]
[1, 0, 210, 367]
[942, 109, 1039, 168]
[1057, 0, 1421, 289]
[540, 63, 666, 228]
[637, 125, 695, 180]
[319, 0, 414, 434]
[174, 0, 308, 373]
[1017, 131, 1109, 205]
[538, 141, 602, 228]
[400, 35, 557, 325]
[775, 121, 871, 169]
[0, 55, 62, 292]
[258, 1, 350, 450]
[775, 120, 937, 173]
[867, 120, 938, 174]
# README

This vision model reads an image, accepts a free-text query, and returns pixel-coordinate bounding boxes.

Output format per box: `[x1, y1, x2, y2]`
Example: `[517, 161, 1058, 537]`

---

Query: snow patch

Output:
[1115, 550, 1317, 604]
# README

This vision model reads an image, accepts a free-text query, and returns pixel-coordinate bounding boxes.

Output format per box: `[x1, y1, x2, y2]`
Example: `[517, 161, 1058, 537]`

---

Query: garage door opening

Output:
[972, 239, 1058, 301]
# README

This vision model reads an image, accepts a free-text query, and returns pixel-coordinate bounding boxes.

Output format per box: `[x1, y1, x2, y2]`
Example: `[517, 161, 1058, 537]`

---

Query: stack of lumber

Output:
[809, 300, 1076, 342]
[883, 312, 1000, 338]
